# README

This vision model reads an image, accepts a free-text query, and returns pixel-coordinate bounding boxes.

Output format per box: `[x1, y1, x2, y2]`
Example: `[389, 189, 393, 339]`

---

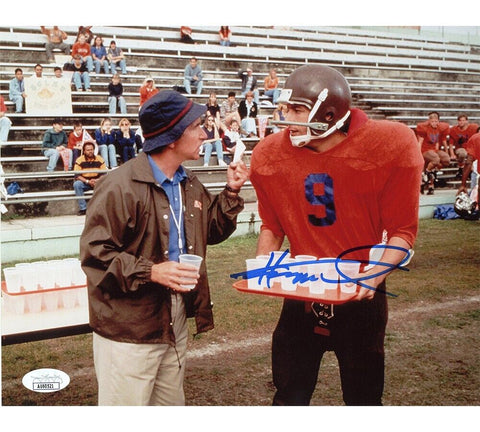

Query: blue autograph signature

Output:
[230, 245, 413, 298]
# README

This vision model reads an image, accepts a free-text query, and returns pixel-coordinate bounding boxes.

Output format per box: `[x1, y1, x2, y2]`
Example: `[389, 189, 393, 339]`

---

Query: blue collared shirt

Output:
[148, 155, 187, 262]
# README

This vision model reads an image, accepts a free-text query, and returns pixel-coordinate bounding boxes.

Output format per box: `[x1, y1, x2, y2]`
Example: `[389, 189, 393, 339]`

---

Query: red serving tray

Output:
[1, 280, 87, 296]
[232, 279, 357, 305]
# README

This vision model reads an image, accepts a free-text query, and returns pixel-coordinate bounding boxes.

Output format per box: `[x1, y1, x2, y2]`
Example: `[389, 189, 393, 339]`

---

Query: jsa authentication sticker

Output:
[22, 368, 70, 393]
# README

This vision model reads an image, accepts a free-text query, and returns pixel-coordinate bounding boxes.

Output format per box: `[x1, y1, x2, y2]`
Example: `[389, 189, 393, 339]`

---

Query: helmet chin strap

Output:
[289, 110, 351, 147]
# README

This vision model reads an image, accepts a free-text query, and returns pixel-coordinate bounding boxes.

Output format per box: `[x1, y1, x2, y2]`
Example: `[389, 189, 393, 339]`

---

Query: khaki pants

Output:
[93, 293, 188, 406]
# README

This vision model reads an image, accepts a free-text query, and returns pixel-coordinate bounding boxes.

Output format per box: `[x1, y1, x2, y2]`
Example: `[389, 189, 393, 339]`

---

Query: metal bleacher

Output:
[1, 25, 479, 217]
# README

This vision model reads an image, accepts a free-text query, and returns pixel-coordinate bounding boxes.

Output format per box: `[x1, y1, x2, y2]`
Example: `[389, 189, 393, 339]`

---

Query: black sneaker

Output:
[77, 209, 86, 216]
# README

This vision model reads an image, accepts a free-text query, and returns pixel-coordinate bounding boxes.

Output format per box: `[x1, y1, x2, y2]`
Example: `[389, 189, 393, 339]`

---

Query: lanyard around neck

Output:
[169, 182, 184, 252]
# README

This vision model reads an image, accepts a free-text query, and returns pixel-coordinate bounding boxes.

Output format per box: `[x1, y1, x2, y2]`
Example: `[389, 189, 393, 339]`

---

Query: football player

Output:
[449, 114, 479, 179]
[458, 131, 480, 209]
[249, 64, 423, 406]
[416, 111, 451, 194]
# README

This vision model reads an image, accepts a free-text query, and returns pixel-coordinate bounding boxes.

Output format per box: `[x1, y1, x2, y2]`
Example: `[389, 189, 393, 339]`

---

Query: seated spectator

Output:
[40, 26, 70, 63]
[9, 68, 26, 113]
[183, 57, 203, 95]
[41, 118, 70, 172]
[69, 55, 91, 91]
[32, 63, 43, 79]
[263, 68, 281, 105]
[115, 118, 137, 163]
[71, 33, 93, 72]
[449, 114, 479, 178]
[416, 111, 451, 195]
[107, 40, 127, 75]
[220, 91, 241, 130]
[219, 26, 232, 46]
[77, 26, 94, 44]
[180, 26, 195, 44]
[238, 91, 258, 137]
[68, 120, 96, 169]
[95, 118, 118, 169]
[53, 66, 64, 78]
[205, 92, 221, 128]
[0, 95, 12, 142]
[108, 74, 127, 115]
[139, 77, 158, 107]
[238, 67, 260, 104]
[222, 119, 245, 161]
[201, 115, 227, 167]
[73, 142, 106, 216]
[91, 36, 110, 75]
[272, 102, 288, 133]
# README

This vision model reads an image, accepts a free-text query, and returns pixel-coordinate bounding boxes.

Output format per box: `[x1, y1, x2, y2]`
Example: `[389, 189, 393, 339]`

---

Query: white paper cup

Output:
[31, 261, 49, 289]
[245, 258, 266, 290]
[271, 250, 291, 262]
[178, 254, 203, 289]
[308, 262, 330, 294]
[43, 291, 59, 312]
[294, 255, 317, 287]
[337, 260, 360, 293]
[26, 292, 42, 313]
[3, 267, 22, 293]
[280, 258, 297, 291]
[15, 263, 37, 291]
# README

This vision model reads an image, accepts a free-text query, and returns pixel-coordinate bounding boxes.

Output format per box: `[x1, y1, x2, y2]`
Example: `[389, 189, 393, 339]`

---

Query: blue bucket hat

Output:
[139, 90, 207, 153]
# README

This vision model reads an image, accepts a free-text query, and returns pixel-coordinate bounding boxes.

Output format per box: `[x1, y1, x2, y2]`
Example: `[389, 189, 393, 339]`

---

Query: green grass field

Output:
[2, 218, 479, 408]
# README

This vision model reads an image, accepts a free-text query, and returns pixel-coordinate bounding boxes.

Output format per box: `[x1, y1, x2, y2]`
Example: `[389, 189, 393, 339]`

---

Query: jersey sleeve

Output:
[378, 124, 424, 247]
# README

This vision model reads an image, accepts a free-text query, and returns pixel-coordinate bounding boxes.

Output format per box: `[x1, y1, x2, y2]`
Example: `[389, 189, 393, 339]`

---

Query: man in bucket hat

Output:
[80, 90, 248, 406]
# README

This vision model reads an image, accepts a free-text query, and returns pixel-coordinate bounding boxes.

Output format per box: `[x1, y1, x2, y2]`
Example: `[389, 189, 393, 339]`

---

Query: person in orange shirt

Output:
[416, 111, 451, 194]
[71, 33, 93, 72]
[139, 77, 159, 107]
[264, 68, 281, 104]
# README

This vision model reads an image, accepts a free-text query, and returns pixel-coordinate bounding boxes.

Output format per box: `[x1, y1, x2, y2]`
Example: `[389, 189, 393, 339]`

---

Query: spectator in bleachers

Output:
[108, 74, 127, 115]
[95, 118, 118, 169]
[53, 66, 64, 78]
[73, 142, 106, 216]
[115, 118, 137, 163]
[201, 115, 227, 167]
[220, 91, 241, 130]
[107, 40, 127, 75]
[0, 95, 12, 142]
[180, 26, 195, 44]
[263, 68, 281, 105]
[272, 102, 288, 133]
[205, 92, 221, 128]
[139, 77, 159, 107]
[32, 64, 43, 79]
[77, 26, 94, 44]
[41, 118, 70, 172]
[68, 120, 96, 169]
[238, 67, 260, 104]
[223, 119, 245, 162]
[91, 36, 110, 75]
[40, 26, 70, 63]
[449, 114, 479, 179]
[219, 26, 232, 46]
[9, 68, 26, 113]
[70, 55, 92, 91]
[238, 91, 258, 137]
[71, 33, 94, 73]
[183, 57, 203, 95]
[416, 111, 451, 195]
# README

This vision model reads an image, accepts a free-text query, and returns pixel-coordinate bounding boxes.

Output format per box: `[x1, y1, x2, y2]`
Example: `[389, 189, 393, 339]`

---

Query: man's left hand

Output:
[226, 160, 248, 191]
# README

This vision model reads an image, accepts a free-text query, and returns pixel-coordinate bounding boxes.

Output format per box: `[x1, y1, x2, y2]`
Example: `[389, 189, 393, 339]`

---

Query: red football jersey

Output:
[465, 133, 480, 161]
[449, 123, 479, 148]
[416, 121, 450, 153]
[250, 110, 423, 263]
